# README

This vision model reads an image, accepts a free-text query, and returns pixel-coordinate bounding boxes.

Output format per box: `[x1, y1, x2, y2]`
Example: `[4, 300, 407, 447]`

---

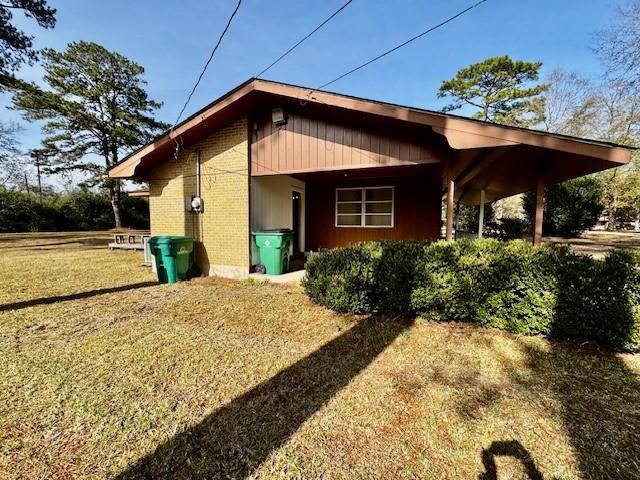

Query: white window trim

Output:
[335, 186, 394, 228]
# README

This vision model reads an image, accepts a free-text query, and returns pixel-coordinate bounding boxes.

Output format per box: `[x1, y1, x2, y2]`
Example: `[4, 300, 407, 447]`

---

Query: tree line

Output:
[0, 187, 149, 232]
[0, 1, 639, 234]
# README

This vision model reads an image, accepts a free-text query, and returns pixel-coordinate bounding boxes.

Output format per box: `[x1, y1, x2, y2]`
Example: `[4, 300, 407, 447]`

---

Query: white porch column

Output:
[478, 189, 485, 238]
[533, 176, 545, 246]
[446, 176, 455, 241]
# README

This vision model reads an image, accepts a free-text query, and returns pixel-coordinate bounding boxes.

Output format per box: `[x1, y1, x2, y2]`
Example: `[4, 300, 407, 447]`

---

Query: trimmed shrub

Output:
[553, 249, 640, 352]
[303, 239, 640, 352]
[302, 244, 376, 314]
[409, 239, 558, 334]
[302, 241, 422, 314]
[370, 240, 423, 314]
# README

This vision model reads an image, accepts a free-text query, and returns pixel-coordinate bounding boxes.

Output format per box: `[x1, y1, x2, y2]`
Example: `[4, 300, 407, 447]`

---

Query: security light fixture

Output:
[272, 107, 287, 127]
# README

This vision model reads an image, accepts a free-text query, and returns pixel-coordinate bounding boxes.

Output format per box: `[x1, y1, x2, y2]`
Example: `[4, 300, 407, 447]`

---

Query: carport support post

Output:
[446, 175, 455, 241]
[478, 189, 485, 238]
[533, 176, 545, 246]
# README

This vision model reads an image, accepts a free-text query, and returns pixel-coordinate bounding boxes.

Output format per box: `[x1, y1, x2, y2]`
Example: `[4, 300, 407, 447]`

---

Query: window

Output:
[336, 187, 394, 227]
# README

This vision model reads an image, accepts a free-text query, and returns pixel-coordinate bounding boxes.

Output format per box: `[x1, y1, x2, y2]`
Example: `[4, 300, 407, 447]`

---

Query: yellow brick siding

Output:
[148, 117, 249, 274]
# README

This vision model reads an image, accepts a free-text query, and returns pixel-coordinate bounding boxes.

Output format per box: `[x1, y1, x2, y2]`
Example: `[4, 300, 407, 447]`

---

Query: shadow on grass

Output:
[468, 332, 640, 479]
[0, 281, 156, 312]
[522, 342, 640, 480]
[0, 238, 110, 249]
[479, 440, 544, 480]
[115, 315, 413, 479]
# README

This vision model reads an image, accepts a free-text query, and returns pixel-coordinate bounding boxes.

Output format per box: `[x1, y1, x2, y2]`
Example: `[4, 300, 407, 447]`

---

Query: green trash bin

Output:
[148, 236, 195, 284]
[253, 229, 293, 275]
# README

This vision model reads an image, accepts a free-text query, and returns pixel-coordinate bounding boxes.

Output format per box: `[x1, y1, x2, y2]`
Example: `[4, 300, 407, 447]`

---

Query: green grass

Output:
[1, 232, 639, 479]
[545, 230, 640, 259]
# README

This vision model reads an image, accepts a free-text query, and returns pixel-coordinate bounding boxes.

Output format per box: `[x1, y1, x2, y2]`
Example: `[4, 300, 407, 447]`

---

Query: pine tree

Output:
[10, 41, 168, 227]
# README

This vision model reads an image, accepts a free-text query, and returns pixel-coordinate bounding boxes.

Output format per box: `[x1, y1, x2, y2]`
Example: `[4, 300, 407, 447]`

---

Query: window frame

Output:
[335, 186, 395, 228]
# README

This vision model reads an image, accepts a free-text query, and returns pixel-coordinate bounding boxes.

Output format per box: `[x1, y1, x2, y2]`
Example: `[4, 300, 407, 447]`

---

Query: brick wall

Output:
[148, 117, 249, 277]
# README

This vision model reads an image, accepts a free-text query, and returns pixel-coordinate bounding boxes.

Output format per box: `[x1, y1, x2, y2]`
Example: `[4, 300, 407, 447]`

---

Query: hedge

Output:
[0, 188, 149, 232]
[302, 239, 640, 352]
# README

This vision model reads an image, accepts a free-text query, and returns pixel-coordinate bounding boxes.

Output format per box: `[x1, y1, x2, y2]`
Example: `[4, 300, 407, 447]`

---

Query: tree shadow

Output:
[0, 237, 110, 250]
[0, 281, 157, 312]
[479, 440, 544, 480]
[520, 342, 640, 480]
[114, 315, 413, 479]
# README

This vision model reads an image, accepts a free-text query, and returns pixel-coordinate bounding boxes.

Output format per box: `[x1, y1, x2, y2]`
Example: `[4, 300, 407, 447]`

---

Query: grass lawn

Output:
[1, 233, 640, 479]
[545, 230, 640, 259]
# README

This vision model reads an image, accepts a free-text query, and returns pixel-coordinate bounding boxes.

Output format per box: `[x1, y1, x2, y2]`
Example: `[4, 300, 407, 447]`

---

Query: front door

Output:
[292, 190, 301, 253]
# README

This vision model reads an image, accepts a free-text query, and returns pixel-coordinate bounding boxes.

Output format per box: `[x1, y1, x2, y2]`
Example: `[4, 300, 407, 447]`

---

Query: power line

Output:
[255, 0, 355, 78]
[172, 0, 243, 129]
[312, 0, 488, 93]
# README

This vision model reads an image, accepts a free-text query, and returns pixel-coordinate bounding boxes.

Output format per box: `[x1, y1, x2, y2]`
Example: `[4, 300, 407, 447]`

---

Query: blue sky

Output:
[1, 0, 622, 182]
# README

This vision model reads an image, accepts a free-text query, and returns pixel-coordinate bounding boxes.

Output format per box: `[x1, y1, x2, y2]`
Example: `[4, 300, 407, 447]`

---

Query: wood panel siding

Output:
[251, 108, 444, 176]
[305, 174, 442, 250]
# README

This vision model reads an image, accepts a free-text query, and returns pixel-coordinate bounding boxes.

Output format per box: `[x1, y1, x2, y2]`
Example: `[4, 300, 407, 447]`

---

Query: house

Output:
[108, 79, 632, 278]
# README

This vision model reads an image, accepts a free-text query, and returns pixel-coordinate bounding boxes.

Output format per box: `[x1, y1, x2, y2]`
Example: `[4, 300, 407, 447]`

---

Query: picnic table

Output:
[108, 233, 150, 251]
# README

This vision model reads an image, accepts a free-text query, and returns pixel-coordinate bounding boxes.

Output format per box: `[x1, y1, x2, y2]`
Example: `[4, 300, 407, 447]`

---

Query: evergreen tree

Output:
[10, 41, 168, 228]
[0, 0, 56, 89]
[438, 55, 546, 126]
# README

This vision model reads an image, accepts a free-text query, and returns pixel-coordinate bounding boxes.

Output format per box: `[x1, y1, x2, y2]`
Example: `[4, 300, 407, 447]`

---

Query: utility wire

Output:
[312, 0, 488, 93]
[172, 0, 243, 129]
[255, 0, 355, 78]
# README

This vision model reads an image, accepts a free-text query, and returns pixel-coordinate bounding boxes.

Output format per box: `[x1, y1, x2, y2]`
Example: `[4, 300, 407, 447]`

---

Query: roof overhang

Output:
[108, 78, 632, 189]
[126, 189, 149, 197]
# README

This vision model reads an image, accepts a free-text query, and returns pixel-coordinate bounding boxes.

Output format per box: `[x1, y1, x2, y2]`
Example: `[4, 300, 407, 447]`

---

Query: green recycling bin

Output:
[253, 229, 293, 275]
[148, 236, 195, 284]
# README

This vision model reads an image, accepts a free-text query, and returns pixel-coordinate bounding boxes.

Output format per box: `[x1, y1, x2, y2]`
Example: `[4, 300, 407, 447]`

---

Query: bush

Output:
[485, 217, 530, 240]
[302, 241, 422, 314]
[0, 189, 39, 232]
[58, 189, 115, 230]
[303, 239, 640, 352]
[303, 244, 377, 314]
[410, 240, 559, 336]
[0, 187, 149, 232]
[553, 249, 640, 351]
[523, 176, 604, 237]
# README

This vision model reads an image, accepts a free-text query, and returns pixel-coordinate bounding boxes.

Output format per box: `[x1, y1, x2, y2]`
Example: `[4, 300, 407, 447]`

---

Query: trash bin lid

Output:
[252, 229, 292, 235]
[149, 235, 195, 245]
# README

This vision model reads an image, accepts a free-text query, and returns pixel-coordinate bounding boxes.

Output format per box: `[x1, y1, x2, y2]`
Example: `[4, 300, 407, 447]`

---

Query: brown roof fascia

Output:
[260, 81, 630, 163]
[108, 78, 632, 179]
[108, 80, 258, 178]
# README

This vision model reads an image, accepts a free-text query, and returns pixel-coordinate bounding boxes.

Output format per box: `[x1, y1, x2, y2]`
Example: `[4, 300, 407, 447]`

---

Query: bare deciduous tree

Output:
[594, 1, 640, 85]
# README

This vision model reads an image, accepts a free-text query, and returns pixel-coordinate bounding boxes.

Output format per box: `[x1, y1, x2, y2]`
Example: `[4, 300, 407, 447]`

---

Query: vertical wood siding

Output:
[251, 110, 442, 176]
